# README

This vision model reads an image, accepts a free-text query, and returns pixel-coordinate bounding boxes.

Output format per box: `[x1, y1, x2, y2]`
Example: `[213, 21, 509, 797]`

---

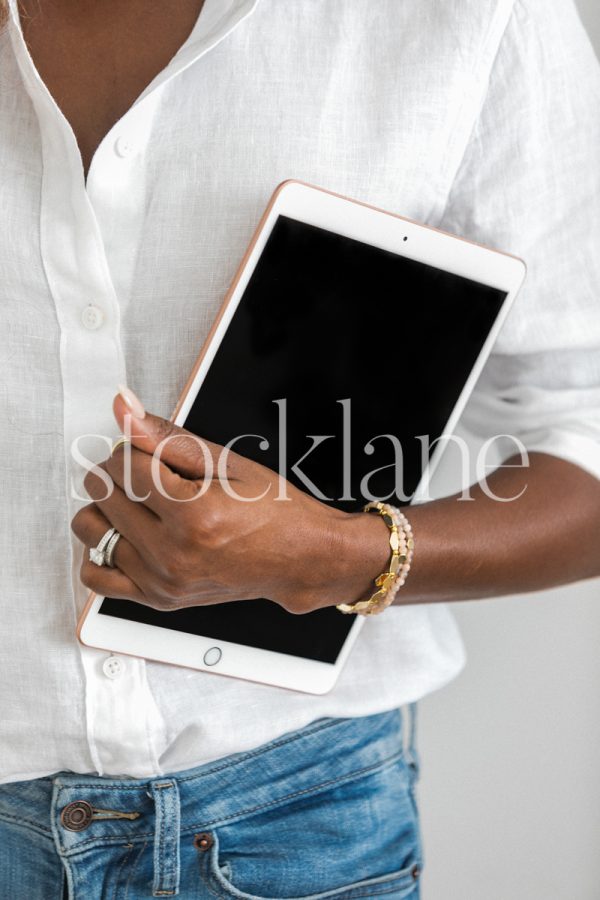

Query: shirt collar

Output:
[8, 0, 261, 109]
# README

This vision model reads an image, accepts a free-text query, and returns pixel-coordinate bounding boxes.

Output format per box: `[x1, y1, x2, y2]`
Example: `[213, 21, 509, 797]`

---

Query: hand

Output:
[71, 391, 389, 614]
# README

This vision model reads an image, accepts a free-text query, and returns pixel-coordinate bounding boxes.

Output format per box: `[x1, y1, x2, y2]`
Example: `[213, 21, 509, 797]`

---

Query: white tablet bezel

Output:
[78, 179, 526, 694]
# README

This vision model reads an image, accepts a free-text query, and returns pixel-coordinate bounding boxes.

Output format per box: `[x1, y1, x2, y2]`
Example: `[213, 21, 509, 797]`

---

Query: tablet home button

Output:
[203, 647, 222, 667]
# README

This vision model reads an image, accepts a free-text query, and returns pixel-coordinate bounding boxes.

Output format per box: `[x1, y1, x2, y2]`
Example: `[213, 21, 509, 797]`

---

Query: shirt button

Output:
[114, 135, 134, 158]
[102, 655, 124, 680]
[81, 304, 104, 330]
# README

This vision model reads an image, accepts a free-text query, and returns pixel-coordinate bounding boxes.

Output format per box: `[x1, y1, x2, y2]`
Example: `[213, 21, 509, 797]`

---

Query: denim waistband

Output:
[0, 708, 414, 896]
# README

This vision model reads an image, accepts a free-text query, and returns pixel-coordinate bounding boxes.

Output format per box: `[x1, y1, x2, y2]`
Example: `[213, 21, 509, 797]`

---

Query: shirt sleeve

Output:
[439, 0, 600, 481]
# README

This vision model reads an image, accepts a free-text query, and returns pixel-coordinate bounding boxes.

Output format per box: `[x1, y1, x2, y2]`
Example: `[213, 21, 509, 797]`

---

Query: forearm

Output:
[77, 402, 600, 616]
[343, 453, 600, 607]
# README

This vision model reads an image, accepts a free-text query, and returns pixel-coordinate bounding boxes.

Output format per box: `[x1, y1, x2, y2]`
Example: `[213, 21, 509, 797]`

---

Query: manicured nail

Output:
[117, 384, 145, 419]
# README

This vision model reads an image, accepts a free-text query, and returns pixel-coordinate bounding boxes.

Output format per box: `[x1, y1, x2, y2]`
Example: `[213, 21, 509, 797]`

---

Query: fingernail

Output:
[117, 384, 145, 419]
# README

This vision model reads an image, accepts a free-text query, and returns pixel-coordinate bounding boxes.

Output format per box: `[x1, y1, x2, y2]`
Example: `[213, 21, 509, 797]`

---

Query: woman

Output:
[0, 0, 599, 897]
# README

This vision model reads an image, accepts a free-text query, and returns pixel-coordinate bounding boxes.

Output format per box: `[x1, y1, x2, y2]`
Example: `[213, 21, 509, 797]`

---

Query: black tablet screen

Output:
[100, 216, 507, 663]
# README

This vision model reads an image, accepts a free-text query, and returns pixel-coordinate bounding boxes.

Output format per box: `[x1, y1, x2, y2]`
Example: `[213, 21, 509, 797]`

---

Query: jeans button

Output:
[193, 832, 214, 852]
[61, 800, 93, 831]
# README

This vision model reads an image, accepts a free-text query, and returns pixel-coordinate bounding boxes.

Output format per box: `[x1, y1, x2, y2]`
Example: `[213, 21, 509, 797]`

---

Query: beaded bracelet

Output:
[336, 501, 414, 616]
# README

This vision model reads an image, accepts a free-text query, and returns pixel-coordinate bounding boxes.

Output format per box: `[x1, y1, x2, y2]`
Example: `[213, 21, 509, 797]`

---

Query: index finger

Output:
[105, 443, 206, 514]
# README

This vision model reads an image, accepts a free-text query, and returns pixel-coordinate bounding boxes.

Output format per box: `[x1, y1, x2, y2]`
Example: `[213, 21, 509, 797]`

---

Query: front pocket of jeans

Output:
[194, 755, 422, 899]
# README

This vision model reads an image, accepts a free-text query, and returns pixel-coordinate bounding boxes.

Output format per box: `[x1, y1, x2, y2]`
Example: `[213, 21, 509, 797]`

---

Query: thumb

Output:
[113, 386, 219, 480]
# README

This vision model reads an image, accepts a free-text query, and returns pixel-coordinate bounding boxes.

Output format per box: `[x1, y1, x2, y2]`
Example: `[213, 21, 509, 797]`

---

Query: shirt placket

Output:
[7, 11, 168, 778]
[7, 0, 261, 777]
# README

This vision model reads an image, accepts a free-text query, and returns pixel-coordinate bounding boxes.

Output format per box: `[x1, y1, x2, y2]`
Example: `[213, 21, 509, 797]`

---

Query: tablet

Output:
[78, 180, 526, 694]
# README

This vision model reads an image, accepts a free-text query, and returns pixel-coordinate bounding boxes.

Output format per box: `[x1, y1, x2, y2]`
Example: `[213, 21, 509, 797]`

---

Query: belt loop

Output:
[150, 779, 181, 896]
[405, 702, 420, 778]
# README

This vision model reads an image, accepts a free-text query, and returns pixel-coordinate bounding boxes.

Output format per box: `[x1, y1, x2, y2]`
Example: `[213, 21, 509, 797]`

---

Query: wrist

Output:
[298, 507, 391, 612]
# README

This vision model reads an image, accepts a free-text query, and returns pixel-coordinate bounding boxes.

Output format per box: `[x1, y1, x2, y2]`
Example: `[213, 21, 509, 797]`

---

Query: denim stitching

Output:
[198, 847, 226, 900]
[62, 858, 75, 900]
[56, 749, 405, 854]
[175, 718, 350, 784]
[0, 810, 53, 839]
[181, 749, 405, 831]
[340, 884, 418, 899]
[152, 781, 179, 895]
[124, 840, 147, 900]
[111, 842, 134, 900]
[337, 871, 421, 900]
[199, 837, 418, 900]
[205, 872, 417, 900]
[157, 785, 167, 895]
[61, 830, 157, 854]
[159, 787, 166, 894]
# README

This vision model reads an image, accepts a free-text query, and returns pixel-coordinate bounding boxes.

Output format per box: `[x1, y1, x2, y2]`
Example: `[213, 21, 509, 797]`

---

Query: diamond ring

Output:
[89, 527, 117, 567]
[104, 530, 122, 568]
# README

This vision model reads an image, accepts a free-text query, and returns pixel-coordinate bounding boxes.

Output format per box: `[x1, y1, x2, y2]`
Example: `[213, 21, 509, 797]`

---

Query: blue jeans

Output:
[0, 708, 422, 899]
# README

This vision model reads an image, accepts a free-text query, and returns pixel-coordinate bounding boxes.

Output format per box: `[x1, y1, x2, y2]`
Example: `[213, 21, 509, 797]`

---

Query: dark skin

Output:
[20, 1, 600, 612]
[19, 0, 206, 177]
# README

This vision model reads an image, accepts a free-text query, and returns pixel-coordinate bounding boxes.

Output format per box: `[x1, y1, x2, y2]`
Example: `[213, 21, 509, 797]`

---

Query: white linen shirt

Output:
[1, 0, 599, 783]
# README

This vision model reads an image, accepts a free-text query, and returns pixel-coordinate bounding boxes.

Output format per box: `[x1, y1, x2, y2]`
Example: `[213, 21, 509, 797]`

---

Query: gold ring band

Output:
[111, 436, 130, 456]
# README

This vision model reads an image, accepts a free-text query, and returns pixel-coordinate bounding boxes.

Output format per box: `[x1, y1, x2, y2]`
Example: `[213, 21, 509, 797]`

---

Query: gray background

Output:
[419, 6, 600, 898]
[578, 0, 600, 49]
